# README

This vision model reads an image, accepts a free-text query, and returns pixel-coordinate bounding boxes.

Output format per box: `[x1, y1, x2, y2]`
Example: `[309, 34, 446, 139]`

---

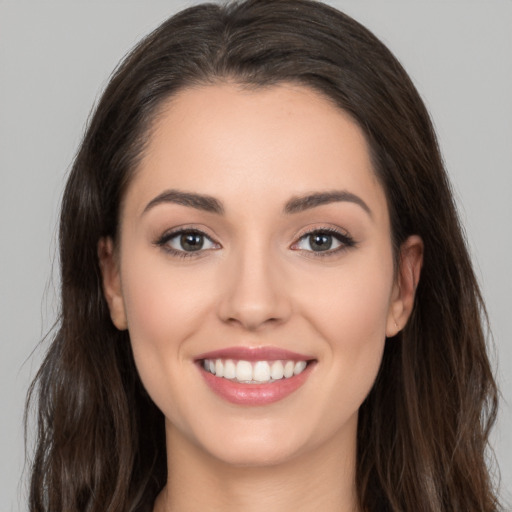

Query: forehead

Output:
[124, 82, 388, 222]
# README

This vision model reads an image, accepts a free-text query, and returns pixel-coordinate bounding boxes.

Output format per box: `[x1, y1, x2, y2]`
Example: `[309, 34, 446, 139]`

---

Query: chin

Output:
[207, 437, 307, 468]
[178, 414, 315, 468]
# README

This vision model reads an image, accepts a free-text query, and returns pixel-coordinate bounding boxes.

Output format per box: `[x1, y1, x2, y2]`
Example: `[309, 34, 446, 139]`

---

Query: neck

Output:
[154, 422, 360, 512]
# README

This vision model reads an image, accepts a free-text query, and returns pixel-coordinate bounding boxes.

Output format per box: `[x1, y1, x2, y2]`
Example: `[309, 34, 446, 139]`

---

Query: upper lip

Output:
[195, 346, 314, 362]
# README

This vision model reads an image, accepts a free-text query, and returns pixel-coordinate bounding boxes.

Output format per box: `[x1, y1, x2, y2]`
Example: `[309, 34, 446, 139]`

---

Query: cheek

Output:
[299, 252, 393, 409]
[119, 251, 216, 401]
[304, 253, 393, 342]
[122, 249, 214, 339]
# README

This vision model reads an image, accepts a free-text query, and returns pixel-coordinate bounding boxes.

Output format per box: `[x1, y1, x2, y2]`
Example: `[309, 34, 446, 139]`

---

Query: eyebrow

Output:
[142, 189, 371, 217]
[142, 189, 224, 215]
[284, 191, 372, 217]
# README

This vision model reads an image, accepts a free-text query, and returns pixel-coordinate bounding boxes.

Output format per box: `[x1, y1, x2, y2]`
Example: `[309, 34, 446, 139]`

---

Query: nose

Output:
[216, 242, 292, 331]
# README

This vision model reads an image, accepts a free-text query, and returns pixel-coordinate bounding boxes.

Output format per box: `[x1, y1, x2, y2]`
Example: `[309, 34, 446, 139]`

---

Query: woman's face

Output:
[101, 83, 421, 468]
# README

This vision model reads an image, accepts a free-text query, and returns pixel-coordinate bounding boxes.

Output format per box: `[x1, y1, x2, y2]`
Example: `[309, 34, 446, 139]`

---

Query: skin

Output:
[99, 83, 423, 512]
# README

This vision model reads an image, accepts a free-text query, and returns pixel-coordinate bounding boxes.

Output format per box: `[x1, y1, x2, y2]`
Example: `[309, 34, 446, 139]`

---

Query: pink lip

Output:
[195, 346, 313, 362]
[195, 346, 316, 406]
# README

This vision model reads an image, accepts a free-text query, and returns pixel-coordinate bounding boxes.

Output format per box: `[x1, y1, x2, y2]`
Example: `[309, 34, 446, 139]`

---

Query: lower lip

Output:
[198, 362, 315, 406]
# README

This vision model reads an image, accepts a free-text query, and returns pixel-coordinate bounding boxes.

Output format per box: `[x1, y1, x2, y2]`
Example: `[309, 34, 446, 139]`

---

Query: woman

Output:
[26, 0, 502, 510]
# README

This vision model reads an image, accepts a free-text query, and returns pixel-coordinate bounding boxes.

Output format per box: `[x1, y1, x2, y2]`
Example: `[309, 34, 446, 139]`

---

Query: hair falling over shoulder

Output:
[25, 1, 502, 511]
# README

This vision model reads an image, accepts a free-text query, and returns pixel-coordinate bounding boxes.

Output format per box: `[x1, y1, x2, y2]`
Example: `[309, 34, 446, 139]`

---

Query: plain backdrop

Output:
[1, 1, 511, 510]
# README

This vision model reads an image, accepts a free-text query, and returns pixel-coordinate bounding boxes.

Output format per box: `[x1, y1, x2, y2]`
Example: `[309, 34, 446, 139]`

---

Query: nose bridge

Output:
[217, 233, 291, 330]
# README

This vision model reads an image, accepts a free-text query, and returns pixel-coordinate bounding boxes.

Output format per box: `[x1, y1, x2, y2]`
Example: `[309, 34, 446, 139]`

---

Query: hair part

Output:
[26, 1, 501, 510]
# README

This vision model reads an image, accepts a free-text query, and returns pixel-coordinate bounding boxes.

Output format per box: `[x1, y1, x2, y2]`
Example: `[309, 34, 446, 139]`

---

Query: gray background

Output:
[1, 1, 510, 510]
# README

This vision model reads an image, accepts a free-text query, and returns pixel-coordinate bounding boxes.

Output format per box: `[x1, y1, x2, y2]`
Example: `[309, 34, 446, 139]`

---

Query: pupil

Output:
[310, 233, 332, 251]
[181, 233, 203, 251]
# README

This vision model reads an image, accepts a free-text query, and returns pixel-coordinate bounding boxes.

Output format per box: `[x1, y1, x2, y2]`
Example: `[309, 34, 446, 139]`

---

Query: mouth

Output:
[195, 347, 316, 405]
[201, 358, 311, 384]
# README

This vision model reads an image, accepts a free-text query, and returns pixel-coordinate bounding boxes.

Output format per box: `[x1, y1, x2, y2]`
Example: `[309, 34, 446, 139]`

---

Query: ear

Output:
[386, 235, 423, 337]
[98, 237, 128, 331]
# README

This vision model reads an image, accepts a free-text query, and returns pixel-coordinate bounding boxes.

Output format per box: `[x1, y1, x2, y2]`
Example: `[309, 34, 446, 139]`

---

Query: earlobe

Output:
[386, 235, 424, 337]
[98, 237, 128, 331]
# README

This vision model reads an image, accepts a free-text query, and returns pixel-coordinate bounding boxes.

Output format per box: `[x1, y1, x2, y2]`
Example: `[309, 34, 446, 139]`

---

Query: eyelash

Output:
[154, 227, 219, 259]
[292, 227, 356, 258]
[154, 226, 356, 259]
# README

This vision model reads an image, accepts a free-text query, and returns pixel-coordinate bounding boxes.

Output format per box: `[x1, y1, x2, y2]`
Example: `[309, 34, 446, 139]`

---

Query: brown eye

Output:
[292, 228, 356, 255]
[156, 229, 219, 255]
[308, 233, 333, 251]
[179, 232, 205, 251]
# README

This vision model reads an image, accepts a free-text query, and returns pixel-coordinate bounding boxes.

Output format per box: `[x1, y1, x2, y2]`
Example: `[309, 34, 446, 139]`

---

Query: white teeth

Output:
[253, 361, 271, 382]
[294, 361, 307, 375]
[202, 358, 309, 383]
[215, 359, 224, 378]
[224, 359, 236, 379]
[270, 361, 284, 380]
[283, 360, 295, 378]
[236, 360, 253, 381]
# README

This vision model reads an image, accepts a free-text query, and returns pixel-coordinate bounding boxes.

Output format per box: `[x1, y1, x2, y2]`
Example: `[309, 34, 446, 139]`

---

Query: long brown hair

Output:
[26, 1, 501, 510]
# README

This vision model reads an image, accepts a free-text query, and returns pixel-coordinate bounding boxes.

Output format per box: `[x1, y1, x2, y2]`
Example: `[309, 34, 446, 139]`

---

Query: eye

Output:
[292, 228, 355, 255]
[155, 229, 220, 256]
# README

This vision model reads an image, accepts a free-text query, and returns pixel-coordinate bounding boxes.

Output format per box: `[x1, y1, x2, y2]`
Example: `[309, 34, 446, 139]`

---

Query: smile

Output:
[196, 347, 316, 406]
[202, 358, 308, 383]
